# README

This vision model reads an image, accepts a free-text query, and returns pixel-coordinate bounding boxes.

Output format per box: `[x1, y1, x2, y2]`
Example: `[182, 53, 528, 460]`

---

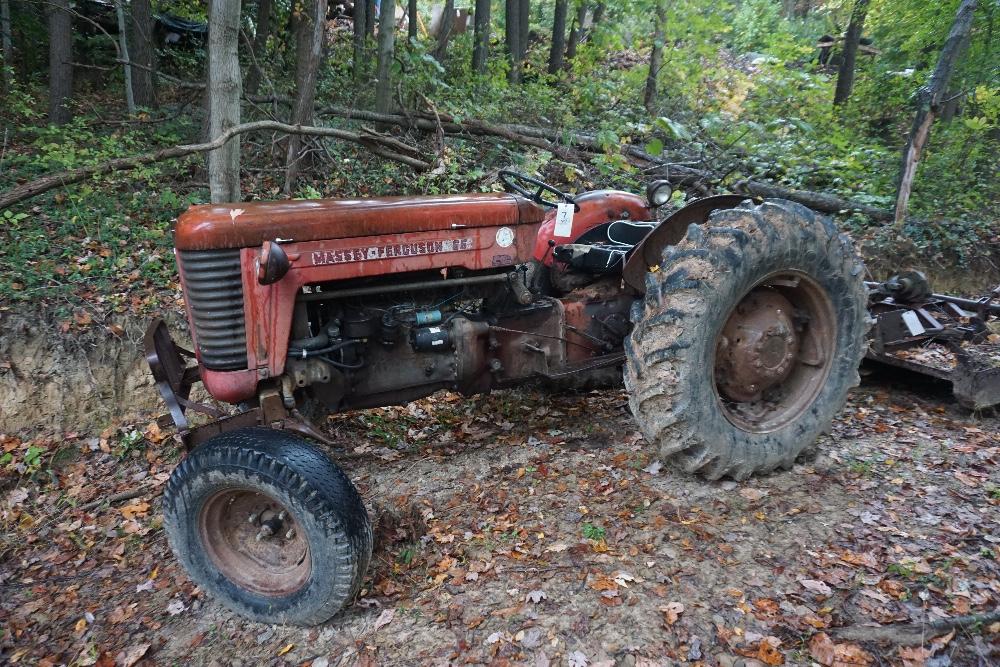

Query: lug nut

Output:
[285, 529, 296, 540]
[248, 513, 259, 525]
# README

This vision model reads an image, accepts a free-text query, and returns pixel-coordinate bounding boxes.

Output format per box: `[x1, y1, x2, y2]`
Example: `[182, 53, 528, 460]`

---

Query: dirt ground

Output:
[2, 373, 998, 666]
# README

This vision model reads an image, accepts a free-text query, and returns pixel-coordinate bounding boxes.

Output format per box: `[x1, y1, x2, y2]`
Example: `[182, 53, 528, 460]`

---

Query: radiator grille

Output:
[178, 249, 248, 370]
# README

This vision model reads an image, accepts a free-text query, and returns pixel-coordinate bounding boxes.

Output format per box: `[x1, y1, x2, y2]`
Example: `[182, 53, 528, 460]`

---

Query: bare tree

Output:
[353, 0, 367, 79]
[548, 0, 568, 74]
[472, 0, 491, 73]
[644, 1, 666, 113]
[2, 0, 13, 94]
[591, 2, 604, 26]
[114, 1, 135, 113]
[505, 0, 522, 82]
[374, 0, 396, 116]
[47, 0, 73, 125]
[517, 0, 529, 65]
[408, 0, 418, 41]
[207, 0, 243, 203]
[565, 1, 587, 63]
[894, 0, 978, 226]
[434, 0, 455, 61]
[284, 0, 329, 195]
[365, 0, 375, 38]
[833, 0, 871, 105]
[130, 0, 157, 108]
[245, 0, 273, 95]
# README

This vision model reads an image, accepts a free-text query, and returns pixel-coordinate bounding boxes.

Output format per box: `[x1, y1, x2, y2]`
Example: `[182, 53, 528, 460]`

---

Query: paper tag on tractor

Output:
[554, 203, 575, 237]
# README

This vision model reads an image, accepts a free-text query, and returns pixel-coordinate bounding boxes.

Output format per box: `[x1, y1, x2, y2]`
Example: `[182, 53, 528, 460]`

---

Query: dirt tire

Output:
[624, 199, 868, 480]
[163, 427, 372, 625]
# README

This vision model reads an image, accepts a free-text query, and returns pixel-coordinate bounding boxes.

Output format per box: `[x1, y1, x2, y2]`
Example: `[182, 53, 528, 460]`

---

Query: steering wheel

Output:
[499, 170, 578, 210]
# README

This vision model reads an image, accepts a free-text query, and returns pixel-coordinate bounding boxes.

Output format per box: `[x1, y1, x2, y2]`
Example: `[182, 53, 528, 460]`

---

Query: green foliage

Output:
[582, 523, 606, 541]
[3, 0, 999, 315]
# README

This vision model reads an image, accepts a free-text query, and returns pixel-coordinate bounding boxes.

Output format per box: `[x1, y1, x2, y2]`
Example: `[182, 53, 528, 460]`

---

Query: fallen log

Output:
[320, 106, 894, 221]
[0, 120, 429, 211]
[833, 609, 1000, 646]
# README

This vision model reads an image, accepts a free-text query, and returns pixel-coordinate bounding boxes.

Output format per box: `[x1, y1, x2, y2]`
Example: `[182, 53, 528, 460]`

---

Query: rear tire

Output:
[163, 427, 372, 625]
[624, 199, 868, 480]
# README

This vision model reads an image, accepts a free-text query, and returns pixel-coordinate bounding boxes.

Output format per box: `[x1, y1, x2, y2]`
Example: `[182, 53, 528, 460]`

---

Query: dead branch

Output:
[0, 121, 430, 210]
[834, 609, 1000, 646]
[318, 106, 893, 220]
[80, 487, 152, 511]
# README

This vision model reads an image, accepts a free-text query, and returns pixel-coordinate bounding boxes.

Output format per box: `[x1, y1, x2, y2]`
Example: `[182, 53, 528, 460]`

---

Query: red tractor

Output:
[148, 172, 868, 624]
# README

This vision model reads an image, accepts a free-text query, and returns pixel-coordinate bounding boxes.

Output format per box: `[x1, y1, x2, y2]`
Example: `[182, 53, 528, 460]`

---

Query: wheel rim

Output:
[198, 489, 311, 597]
[713, 271, 836, 433]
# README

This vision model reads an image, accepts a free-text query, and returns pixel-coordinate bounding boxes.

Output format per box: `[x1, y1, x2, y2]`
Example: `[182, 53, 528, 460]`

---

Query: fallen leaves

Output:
[372, 608, 395, 632]
[659, 602, 684, 626]
[799, 579, 833, 596]
[165, 599, 186, 616]
[525, 590, 547, 604]
[119, 501, 150, 520]
[897, 629, 954, 667]
[809, 633, 873, 667]
[118, 643, 150, 667]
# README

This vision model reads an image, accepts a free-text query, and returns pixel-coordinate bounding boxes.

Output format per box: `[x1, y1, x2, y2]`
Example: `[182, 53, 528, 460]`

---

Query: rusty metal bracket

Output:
[145, 318, 199, 431]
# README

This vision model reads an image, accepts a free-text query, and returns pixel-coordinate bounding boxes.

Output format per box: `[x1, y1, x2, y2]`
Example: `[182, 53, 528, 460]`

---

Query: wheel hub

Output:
[199, 490, 310, 597]
[715, 290, 799, 402]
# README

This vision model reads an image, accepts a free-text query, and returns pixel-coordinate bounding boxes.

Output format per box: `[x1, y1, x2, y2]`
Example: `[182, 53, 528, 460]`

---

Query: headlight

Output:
[646, 180, 673, 208]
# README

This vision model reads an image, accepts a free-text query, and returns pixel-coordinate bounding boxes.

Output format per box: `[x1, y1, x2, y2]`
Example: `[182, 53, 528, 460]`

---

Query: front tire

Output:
[163, 428, 372, 625]
[624, 199, 868, 480]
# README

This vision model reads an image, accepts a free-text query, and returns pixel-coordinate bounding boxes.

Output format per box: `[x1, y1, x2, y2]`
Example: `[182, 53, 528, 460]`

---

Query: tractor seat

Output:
[174, 193, 545, 251]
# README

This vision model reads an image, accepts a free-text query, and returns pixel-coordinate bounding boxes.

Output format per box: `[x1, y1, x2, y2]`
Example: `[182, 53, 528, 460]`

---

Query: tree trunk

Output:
[365, 0, 376, 38]
[284, 0, 328, 196]
[130, 0, 157, 108]
[47, 0, 73, 125]
[644, 2, 666, 112]
[472, 0, 490, 73]
[565, 1, 587, 63]
[547, 0, 568, 74]
[433, 0, 455, 62]
[374, 0, 396, 116]
[353, 0, 367, 79]
[114, 1, 135, 114]
[2, 0, 13, 94]
[833, 0, 870, 105]
[591, 2, 604, 26]
[505, 0, 521, 82]
[207, 0, 243, 203]
[894, 0, 977, 226]
[408, 0, 418, 41]
[517, 0, 529, 63]
[245, 0, 273, 95]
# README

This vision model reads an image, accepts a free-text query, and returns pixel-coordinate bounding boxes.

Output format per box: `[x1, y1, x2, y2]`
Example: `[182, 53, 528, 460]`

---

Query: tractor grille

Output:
[178, 249, 248, 371]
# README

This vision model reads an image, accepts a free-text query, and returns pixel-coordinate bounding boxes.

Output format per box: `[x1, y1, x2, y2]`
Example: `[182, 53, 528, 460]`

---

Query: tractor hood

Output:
[174, 193, 545, 251]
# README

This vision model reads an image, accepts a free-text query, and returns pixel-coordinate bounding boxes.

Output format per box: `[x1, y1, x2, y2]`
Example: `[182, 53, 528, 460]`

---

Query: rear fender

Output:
[621, 194, 750, 293]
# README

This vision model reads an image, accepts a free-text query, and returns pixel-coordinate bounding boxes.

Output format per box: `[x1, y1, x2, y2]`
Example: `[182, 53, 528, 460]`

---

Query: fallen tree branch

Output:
[80, 487, 152, 511]
[0, 120, 429, 210]
[834, 609, 1000, 646]
[320, 106, 893, 220]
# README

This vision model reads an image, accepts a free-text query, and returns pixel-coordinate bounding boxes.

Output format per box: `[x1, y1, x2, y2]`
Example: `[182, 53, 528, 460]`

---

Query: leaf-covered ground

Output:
[1, 379, 998, 666]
